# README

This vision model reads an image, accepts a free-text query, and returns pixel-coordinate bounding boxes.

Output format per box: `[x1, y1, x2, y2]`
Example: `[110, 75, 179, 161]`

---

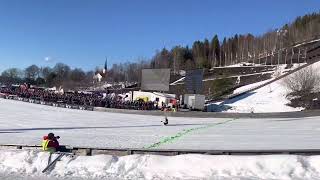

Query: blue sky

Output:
[0, 0, 319, 72]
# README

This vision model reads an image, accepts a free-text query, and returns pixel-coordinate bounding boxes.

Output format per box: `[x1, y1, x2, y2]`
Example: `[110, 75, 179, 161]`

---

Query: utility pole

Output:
[285, 49, 288, 64]
[297, 48, 301, 64]
[304, 48, 307, 63]
[219, 48, 222, 67]
[278, 50, 280, 65]
[173, 56, 176, 75]
[291, 48, 294, 64]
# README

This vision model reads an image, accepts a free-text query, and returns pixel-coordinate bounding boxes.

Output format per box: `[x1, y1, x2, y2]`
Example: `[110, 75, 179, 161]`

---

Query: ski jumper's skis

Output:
[42, 153, 65, 173]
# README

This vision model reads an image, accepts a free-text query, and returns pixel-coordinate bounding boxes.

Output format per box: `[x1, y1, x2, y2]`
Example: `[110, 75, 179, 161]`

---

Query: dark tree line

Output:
[150, 12, 320, 71]
[0, 61, 151, 88]
[106, 11, 319, 82]
[0, 63, 93, 89]
[107, 59, 150, 83]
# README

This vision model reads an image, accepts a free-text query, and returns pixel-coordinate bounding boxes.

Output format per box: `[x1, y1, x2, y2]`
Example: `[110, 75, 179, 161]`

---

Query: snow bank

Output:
[1, 149, 320, 180]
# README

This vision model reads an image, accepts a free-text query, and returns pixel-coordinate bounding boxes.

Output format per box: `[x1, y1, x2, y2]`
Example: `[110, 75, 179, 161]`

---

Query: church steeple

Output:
[103, 57, 107, 74]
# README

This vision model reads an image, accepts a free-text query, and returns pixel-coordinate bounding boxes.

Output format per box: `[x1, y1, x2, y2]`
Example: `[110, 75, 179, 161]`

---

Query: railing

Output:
[1, 95, 94, 111]
[2, 144, 320, 156]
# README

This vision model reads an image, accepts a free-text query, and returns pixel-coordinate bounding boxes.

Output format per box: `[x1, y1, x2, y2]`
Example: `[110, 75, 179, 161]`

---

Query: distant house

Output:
[93, 73, 103, 82]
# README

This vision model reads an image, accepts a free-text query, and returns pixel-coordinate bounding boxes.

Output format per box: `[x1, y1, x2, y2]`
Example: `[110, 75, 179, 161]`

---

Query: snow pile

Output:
[2, 149, 320, 180]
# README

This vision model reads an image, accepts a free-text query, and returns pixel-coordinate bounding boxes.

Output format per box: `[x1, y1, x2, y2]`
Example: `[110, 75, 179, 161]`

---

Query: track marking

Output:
[144, 118, 237, 149]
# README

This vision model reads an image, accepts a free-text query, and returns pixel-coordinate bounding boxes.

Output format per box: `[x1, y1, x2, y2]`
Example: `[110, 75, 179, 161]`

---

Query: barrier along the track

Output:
[1, 144, 320, 156]
[1, 95, 94, 111]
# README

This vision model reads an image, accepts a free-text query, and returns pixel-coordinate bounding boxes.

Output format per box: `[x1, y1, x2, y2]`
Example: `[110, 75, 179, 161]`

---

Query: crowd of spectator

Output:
[0, 85, 157, 110]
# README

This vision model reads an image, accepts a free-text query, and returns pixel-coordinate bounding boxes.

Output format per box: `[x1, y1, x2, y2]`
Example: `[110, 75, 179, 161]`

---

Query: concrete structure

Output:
[184, 94, 205, 110]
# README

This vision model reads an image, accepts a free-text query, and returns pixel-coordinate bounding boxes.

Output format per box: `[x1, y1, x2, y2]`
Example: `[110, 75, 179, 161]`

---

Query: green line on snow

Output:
[144, 118, 236, 149]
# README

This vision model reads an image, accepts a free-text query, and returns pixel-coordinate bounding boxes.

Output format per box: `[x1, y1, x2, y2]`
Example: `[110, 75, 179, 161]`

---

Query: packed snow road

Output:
[1, 98, 320, 150]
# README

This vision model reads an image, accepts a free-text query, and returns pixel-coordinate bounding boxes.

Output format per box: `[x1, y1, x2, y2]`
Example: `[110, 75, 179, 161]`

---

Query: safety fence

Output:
[1, 144, 320, 156]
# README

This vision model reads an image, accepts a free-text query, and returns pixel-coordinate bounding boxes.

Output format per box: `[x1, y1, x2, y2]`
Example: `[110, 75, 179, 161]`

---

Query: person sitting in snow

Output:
[162, 116, 169, 125]
[161, 107, 169, 126]
[41, 133, 60, 153]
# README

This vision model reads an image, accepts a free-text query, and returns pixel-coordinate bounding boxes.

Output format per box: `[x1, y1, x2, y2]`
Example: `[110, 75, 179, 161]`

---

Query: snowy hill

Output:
[212, 61, 320, 113]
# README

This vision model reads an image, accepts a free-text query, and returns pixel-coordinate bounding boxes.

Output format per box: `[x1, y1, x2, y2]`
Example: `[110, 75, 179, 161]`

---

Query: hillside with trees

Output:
[151, 12, 320, 71]
[1, 12, 319, 88]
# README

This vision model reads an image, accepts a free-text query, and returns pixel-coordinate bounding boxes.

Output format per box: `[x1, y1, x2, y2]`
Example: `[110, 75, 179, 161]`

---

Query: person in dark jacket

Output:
[41, 133, 60, 153]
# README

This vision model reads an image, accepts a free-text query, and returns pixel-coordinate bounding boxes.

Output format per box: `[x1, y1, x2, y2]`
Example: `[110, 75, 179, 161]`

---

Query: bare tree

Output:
[283, 66, 320, 96]
[25, 65, 40, 80]
[0, 68, 23, 84]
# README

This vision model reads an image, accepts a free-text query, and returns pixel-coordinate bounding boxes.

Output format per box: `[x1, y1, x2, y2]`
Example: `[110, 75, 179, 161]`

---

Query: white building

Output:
[93, 73, 103, 82]
[132, 91, 176, 108]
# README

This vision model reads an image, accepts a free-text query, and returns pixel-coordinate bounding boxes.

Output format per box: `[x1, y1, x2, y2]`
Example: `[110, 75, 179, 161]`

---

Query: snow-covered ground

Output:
[2, 97, 320, 179]
[1, 98, 320, 150]
[2, 60, 320, 180]
[218, 79, 303, 113]
[2, 149, 320, 180]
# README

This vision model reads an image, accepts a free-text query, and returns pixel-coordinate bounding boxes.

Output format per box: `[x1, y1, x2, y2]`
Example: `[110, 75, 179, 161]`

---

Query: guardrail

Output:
[1, 95, 94, 111]
[2, 144, 320, 156]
